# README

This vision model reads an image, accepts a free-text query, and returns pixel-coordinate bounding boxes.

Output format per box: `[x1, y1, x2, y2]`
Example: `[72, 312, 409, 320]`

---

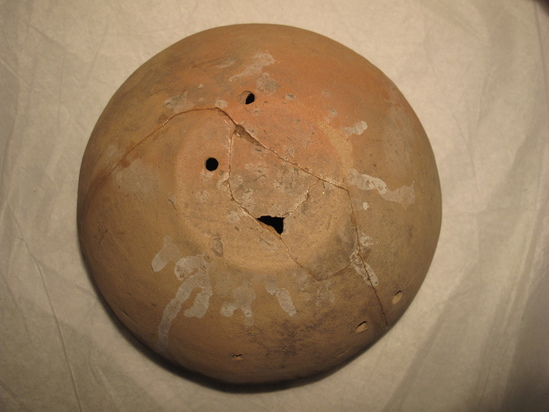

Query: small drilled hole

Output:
[240, 91, 255, 104]
[257, 216, 284, 234]
[355, 321, 368, 333]
[392, 290, 403, 305]
[205, 157, 218, 171]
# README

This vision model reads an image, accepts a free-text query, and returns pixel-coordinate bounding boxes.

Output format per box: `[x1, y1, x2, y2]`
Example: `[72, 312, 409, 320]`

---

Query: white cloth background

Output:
[1, 1, 548, 411]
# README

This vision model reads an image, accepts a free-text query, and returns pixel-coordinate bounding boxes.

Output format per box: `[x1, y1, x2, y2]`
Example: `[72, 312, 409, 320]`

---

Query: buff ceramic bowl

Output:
[77, 24, 442, 384]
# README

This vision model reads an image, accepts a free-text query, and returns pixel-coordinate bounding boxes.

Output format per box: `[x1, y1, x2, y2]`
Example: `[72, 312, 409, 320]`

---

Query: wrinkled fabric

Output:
[1, 1, 548, 411]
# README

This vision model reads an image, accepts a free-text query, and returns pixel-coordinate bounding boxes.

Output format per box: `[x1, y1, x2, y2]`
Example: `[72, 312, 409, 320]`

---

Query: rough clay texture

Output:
[77, 24, 442, 384]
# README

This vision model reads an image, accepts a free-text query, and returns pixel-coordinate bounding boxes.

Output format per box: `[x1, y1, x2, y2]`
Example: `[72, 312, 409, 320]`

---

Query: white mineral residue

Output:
[153, 247, 213, 353]
[265, 279, 297, 317]
[220, 283, 256, 326]
[215, 99, 228, 109]
[151, 236, 181, 273]
[229, 51, 275, 81]
[342, 120, 368, 136]
[164, 91, 194, 112]
[348, 168, 415, 208]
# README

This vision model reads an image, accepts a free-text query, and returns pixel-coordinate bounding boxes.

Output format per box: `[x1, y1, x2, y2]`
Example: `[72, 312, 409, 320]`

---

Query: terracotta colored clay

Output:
[77, 24, 442, 384]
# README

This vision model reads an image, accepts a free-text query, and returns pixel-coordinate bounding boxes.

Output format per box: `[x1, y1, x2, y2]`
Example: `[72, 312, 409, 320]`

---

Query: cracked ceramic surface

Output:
[77, 24, 442, 384]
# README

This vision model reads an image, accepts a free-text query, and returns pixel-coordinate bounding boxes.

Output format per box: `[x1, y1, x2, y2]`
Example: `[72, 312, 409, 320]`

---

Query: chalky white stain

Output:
[359, 233, 375, 249]
[348, 168, 416, 208]
[342, 120, 368, 136]
[221, 283, 256, 326]
[256, 73, 280, 95]
[265, 279, 296, 317]
[350, 249, 379, 287]
[164, 91, 194, 112]
[152, 237, 213, 353]
[174, 257, 212, 318]
[351, 197, 370, 211]
[229, 51, 275, 81]
[363, 262, 379, 287]
[151, 235, 300, 351]
[155, 257, 213, 352]
[215, 57, 237, 69]
[151, 235, 180, 272]
[215, 99, 228, 109]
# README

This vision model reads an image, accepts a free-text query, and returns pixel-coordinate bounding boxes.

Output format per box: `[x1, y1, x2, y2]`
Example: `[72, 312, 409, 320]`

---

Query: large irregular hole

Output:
[256, 215, 284, 234]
